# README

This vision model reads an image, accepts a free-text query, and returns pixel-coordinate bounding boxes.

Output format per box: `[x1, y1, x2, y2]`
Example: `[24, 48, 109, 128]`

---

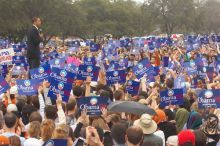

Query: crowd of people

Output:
[0, 33, 220, 146]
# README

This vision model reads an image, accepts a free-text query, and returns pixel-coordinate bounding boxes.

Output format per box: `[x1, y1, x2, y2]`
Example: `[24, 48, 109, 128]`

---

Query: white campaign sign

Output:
[0, 48, 15, 64]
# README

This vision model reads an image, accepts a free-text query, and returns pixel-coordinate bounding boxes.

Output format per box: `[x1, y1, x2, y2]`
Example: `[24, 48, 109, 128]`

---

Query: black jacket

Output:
[27, 25, 43, 59]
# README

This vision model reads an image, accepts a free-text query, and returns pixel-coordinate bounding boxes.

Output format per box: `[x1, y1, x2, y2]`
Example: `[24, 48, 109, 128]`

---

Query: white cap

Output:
[166, 135, 178, 146]
[7, 104, 18, 112]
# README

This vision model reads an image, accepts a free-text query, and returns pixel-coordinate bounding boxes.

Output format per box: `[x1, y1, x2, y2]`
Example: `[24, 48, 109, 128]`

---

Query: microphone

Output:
[39, 28, 42, 34]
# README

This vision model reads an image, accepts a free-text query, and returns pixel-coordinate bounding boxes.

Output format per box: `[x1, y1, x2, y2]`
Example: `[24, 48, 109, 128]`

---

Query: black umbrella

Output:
[107, 101, 156, 115]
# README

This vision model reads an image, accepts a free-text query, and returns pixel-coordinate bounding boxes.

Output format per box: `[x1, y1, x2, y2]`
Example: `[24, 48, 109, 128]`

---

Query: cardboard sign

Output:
[106, 70, 126, 85]
[77, 96, 108, 115]
[0, 48, 15, 64]
[0, 76, 10, 94]
[198, 90, 220, 109]
[160, 89, 184, 106]
[17, 79, 40, 95]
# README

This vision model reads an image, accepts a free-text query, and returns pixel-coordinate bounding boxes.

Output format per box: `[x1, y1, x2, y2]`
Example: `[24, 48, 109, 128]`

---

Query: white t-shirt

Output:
[154, 130, 165, 146]
[24, 138, 42, 146]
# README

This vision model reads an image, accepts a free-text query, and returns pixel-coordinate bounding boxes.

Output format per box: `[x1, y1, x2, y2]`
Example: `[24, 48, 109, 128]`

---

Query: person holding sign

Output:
[27, 17, 43, 69]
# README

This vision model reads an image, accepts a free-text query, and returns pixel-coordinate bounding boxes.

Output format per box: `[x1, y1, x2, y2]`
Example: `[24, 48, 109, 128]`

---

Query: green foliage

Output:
[0, 0, 219, 41]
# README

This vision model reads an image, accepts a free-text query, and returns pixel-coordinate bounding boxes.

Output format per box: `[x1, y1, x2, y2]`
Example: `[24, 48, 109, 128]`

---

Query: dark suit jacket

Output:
[27, 25, 43, 59]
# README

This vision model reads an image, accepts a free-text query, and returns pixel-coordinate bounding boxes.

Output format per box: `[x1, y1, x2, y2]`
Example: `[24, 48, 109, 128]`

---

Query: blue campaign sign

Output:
[50, 67, 75, 84]
[49, 58, 66, 68]
[43, 139, 67, 146]
[192, 75, 205, 88]
[120, 38, 131, 48]
[195, 57, 208, 67]
[13, 47, 21, 53]
[47, 50, 59, 59]
[83, 57, 96, 66]
[174, 75, 186, 89]
[15, 62, 29, 70]
[12, 56, 26, 64]
[126, 80, 140, 95]
[107, 62, 120, 71]
[0, 65, 8, 77]
[198, 90, 220, 109]
[183, 61, 198, 75]
[106, 70, 126, 85]
[90, 42, 100, 52]
[160, 89, 184, 106]
[0, 76, 10, 94]
[132, 58, 154, 79]
[153, 66, 160, 76]
[48, 79, 72, 102]
[200, 36, 209, 44]
[118, 58, 128, 68]
[77, 96, 109, 115]
[30, 64, 51, 82]
[197, 66, 214, 81]
[64, 64, 78, 74]
[76, 65, 100, 81]
[163, 57, 169, 67]
[17, 79, 40, 96]
[12, 65, 26, 76]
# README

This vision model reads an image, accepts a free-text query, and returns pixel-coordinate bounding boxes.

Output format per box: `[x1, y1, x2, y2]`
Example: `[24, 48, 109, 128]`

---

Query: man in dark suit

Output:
[27, 17, 43, 69]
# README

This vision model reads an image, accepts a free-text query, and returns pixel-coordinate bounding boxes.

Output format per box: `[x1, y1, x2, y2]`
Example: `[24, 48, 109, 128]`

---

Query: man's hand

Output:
[56, 94, 63, 106]
[86, 126, 103, 146]
[38, 85, 43, 94]
[77, 110, 89, 126]
[85, 76, 91, 86]
[42, 80, 50, 89]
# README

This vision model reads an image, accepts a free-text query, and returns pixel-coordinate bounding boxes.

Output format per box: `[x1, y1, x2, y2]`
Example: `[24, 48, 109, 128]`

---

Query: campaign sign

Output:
[160, 89, 183, 106]
[48, 79, 72, 102]
[64, 64, 78, 74]
[192, 75, 205, 88]
[50, 67, 75, 84]
[90, 42, 100, 52]
[126, 80, 140, 95]
[49, 58, 66, 68]
[198, 90, 220, 109]
[43, 139, 67, 146]
[12, 66, 26, 76]
[106, 70, 126, 85]
[118, 58, 128, 68]
[0, 48, 15, 64]
[47, 50, 59, 58]
[163, 57, 169, 67]
[132, 58, 154, 79]
[14, 63, 29, 71]
[197, 66, 214, 80]
[0, 76, 10, 94]
[12, 56, 26, 64]
[30, 64, 51, 82]
[0, 65, 8, 77]
[107, 62, 120, 71]
[76, 65, 100, 81]
[83, 57, 96, 66]
[195, 57, 208, 66]
[77, 96, 108, 115]
[183, 61, 198, 75]
[17, 79, 40, 96]
[174, 76, 186, 89]
[153, 66, 160, 76]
